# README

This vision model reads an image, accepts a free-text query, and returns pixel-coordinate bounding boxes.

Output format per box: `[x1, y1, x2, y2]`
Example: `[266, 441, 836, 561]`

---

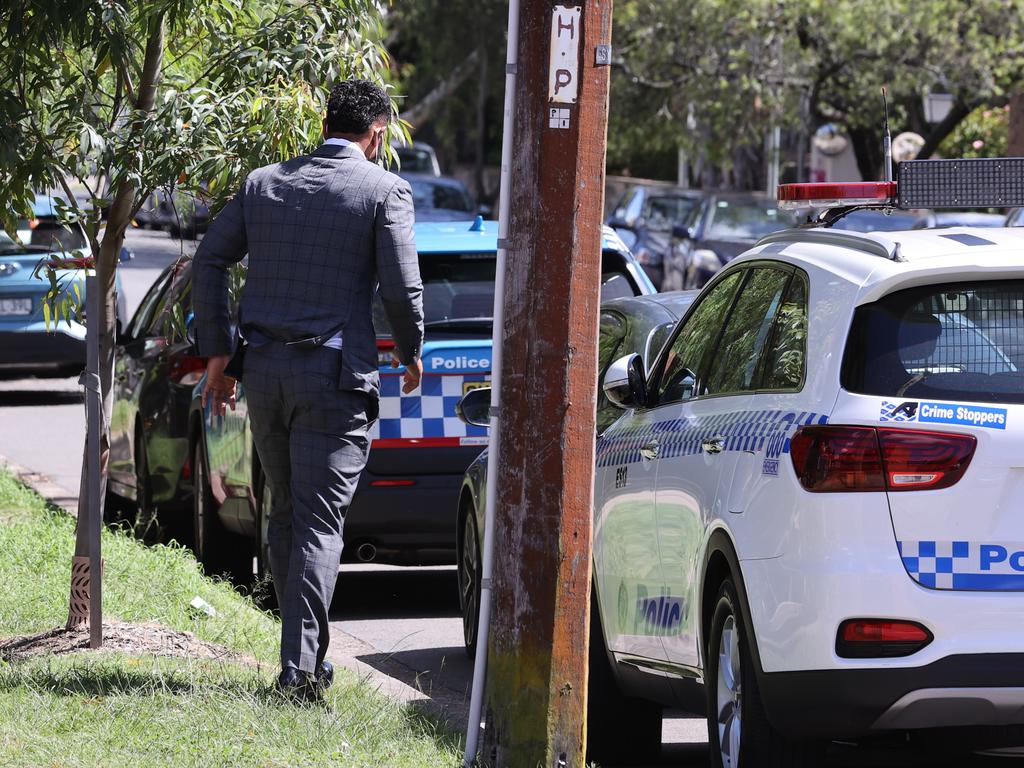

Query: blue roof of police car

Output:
[413, 220, 630, 254]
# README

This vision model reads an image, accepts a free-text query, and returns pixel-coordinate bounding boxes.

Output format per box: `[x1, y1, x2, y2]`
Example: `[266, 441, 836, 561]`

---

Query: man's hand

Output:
[391, 353, 422, 394]
[202, 354, 237, 418]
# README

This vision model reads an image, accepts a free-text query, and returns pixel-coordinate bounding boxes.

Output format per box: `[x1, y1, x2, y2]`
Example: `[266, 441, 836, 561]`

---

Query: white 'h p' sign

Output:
[548, 5, 581, 104]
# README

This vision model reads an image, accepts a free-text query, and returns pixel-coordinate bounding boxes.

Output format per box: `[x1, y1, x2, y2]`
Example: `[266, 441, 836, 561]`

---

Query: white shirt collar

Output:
[322, 137, 364, 157]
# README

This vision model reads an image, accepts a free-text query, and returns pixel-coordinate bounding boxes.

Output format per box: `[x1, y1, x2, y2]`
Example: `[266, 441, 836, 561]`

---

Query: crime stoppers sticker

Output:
[881, 400, 1007, 430]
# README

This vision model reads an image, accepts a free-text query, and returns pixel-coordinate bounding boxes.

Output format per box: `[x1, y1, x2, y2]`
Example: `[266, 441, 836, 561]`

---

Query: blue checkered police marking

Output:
[596, 409, 828, 468]
[372, 373, 490, 442]
[899, 540, 1024, 590]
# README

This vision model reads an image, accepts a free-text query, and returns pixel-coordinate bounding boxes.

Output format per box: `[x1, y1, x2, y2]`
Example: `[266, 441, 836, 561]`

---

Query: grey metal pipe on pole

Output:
[462, 0, 521, 762]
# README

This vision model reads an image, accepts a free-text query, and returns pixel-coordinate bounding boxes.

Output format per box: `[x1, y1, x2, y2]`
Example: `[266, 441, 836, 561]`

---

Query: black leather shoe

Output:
[276, 667, 321, 704]
[316, 660, 334, 690]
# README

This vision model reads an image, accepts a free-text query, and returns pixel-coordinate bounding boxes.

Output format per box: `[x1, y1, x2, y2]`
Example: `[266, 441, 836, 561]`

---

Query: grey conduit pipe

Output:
[462, 0, 520, 764]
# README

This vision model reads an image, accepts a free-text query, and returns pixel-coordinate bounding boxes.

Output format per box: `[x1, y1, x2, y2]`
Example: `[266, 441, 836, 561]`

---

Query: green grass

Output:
[0, 470, 462, 767]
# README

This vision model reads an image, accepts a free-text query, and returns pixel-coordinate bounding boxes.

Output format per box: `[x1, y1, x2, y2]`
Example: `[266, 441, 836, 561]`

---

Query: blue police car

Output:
[185, 218, 656, 582]
[1, 194, 127, 375]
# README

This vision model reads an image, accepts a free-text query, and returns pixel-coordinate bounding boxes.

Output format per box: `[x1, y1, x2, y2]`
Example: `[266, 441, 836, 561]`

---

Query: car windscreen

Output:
[841, 280, 1024, 405]
[373, 251, 644, 336]
[409, 180, 473, 212]
[642, 195, 699, 232]
[374, 252, 495, 335]
[396, 148, 435, 174]
[13, 217, 88, 252]
[705, 201, 789, 241]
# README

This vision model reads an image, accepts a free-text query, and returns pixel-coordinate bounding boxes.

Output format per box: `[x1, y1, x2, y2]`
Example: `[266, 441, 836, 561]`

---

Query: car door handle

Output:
[640, 440, 660, 460]
[702, 436, 725, 455]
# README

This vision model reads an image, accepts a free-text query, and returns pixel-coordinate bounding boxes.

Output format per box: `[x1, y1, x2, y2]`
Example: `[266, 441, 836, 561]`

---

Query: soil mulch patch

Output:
[0, 619, 255, 665]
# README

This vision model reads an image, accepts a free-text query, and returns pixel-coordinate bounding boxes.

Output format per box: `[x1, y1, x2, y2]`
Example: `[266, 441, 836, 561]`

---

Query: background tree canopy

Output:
[388, 0, 1024, 188]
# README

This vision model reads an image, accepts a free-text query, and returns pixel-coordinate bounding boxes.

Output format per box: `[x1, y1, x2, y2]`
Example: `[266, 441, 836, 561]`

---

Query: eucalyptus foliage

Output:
[0, 0, 398, 608]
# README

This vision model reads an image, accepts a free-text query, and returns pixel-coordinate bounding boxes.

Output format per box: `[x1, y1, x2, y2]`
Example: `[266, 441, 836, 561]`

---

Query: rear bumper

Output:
[342, 470, 464, 565]
[0, 326, 86, 370]
[760, 653, 1024, 739]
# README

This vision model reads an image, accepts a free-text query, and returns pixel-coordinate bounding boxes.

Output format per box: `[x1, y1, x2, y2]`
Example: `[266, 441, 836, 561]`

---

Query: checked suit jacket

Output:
[192, 143, 424, 395]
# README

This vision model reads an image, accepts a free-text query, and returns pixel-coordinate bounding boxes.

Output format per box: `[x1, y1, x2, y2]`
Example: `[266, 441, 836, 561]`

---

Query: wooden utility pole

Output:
[481, 2, 612, 767]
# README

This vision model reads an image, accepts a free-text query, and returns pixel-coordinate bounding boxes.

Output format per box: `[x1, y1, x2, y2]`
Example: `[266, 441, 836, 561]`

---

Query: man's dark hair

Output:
[325, 80, 391, 135]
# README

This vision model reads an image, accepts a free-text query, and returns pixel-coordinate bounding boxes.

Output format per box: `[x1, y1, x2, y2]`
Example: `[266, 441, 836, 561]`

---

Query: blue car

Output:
[185, 218, 656, 582]
[0, 194, 126, 375]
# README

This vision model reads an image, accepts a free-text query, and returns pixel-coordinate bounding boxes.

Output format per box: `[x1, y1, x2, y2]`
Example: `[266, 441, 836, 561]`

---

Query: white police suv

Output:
[592, 159, 1024, 766]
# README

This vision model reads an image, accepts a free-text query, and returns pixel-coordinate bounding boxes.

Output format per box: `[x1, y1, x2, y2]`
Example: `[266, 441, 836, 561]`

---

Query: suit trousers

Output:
[244, 342, 374, 674]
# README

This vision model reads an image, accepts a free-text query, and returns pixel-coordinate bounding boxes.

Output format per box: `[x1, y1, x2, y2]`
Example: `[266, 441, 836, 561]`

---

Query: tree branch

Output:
[400, 47, 481, 131]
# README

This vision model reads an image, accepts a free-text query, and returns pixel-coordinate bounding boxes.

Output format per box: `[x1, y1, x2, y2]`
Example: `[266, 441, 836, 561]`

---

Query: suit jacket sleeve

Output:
[374, 179, 424, 365]
[192, 184, 248, 357]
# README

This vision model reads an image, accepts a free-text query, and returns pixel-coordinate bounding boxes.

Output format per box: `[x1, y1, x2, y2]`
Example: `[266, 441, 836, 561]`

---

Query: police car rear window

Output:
[842, 280, 1024, 405]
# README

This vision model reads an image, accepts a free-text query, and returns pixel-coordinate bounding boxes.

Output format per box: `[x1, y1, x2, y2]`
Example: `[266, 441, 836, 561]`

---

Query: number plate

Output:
[0, 297, 32, 316]
[463, 381, 489, 395]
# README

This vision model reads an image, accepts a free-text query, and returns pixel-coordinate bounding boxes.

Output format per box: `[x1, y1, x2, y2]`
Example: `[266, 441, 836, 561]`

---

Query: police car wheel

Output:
[458, 508, 481, 659]
[706, 579, 823, 768]
[586, 584, 662, 765]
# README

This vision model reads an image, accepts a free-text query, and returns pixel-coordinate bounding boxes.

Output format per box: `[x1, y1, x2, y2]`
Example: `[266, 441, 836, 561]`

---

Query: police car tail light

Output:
[791, 426, 976, 493]
[789, 426, 886, 492]
[377, 338, 396, 366]
[836, 619, 932, 659]
[876, 428, 976, 492]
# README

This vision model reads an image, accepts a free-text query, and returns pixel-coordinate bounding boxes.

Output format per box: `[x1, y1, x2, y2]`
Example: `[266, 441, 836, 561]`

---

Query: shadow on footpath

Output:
[328, 567, 459, 621]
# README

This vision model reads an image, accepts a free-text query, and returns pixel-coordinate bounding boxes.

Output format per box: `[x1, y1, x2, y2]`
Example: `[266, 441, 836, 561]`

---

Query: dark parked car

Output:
[607, 185, 703, 290]
[147, 190, 210, 239]
[401, 173, 481, 222]
[107, 257, 203, 538]
[455, 289, 699, 658]
[670, 192, 793, 288]
[185, 221, 656, 583]
[392, 141, 441, 176]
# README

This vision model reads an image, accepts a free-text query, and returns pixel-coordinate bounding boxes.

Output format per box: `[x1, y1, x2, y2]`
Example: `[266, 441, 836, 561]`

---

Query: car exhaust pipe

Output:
[356, 543, 377, 563]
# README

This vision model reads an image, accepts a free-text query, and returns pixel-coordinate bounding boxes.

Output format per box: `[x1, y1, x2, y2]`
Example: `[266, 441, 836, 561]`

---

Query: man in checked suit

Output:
[193, 80, 424, 701]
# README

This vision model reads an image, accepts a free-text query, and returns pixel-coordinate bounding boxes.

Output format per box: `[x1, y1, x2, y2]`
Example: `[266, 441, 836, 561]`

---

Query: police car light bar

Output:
[777, 182, 896, 210]
[778, 157, 1024, 211]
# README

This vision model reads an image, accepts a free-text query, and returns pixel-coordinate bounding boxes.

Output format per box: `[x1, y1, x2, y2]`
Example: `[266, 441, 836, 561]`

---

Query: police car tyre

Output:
[706, 579, 824, 768]
[586, 586, 662, 766]
[193, 435, 252, 585]
[458, 507, 481, 659]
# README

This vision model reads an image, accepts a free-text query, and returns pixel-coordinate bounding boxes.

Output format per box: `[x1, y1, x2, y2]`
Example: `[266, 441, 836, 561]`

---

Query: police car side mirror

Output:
[603, 353, 648, 410]
[456, 386, 492, 428]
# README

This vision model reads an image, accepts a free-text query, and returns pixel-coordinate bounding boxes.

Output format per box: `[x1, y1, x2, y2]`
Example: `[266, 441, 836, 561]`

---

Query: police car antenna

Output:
[882, 86, 893, 184]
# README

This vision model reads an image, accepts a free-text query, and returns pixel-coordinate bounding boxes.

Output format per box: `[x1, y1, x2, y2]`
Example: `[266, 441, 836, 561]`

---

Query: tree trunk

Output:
[916, 99, 973, 160]
[849, 124, 885, 182]
[67, 12, 165, 630]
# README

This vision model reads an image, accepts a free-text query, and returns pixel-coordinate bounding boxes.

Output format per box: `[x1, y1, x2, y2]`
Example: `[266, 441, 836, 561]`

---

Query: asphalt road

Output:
[0, 227, 1019, 766]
